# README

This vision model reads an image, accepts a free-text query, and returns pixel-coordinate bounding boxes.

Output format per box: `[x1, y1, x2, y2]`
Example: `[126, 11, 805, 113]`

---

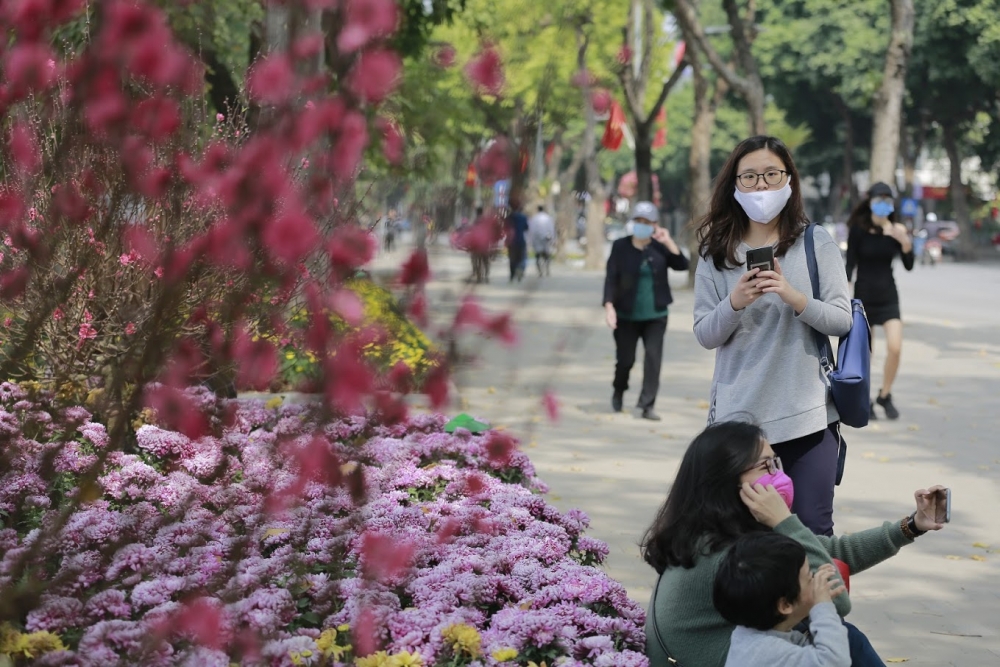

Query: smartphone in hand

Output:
[746, 246, 775, 273]
[933, 488, 951, 524]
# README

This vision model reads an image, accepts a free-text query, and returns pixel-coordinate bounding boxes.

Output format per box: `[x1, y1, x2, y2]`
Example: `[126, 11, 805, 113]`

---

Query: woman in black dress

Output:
[845, 182, 914, 420]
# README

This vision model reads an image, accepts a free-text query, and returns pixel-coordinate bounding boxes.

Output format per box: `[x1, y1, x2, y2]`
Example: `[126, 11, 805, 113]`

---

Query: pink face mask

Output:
[754, 470, 795, 509]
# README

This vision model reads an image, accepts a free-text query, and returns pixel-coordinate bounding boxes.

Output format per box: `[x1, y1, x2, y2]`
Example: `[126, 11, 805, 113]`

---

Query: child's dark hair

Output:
[713, 532, 807, 631]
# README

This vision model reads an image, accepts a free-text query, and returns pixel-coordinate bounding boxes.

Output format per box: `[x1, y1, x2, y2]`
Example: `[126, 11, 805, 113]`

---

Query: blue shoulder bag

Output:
[803, 224, 872, 431]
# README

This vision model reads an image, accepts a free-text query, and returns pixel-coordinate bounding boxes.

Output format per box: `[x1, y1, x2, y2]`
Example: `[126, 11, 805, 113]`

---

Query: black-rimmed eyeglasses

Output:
[744, 456, 783, 475]
[736, 170, 789, 189]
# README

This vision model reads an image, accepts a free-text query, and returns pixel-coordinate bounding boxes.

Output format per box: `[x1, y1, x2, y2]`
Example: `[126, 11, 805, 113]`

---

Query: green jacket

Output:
[645, 515, 912, 667]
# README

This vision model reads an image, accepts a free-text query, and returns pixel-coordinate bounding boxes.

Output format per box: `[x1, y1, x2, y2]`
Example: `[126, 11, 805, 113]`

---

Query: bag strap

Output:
[651, 573, 681, 665]
[803, 224, 836, 376]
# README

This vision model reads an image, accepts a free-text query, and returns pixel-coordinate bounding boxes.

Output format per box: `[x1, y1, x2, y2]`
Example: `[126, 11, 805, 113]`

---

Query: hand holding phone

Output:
[914, 485, 950, 532]
[746, 245, 775, 273]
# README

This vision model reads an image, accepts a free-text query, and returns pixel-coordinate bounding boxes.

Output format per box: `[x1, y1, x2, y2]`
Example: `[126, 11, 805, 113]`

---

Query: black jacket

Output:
[603, 237, 689, 313]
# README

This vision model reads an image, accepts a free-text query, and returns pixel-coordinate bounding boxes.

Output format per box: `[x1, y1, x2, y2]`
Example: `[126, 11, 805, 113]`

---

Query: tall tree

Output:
[907, 0, 997, 255]
[617, 0, 687, 201]
[576, 26, 612, 270]
[869, 0, 915, 184]
[671, 0, 766, 134]
[754, 0, 890, 216]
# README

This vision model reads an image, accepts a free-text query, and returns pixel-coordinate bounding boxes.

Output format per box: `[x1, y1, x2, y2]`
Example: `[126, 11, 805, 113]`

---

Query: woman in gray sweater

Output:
[693, 135, 852, 537]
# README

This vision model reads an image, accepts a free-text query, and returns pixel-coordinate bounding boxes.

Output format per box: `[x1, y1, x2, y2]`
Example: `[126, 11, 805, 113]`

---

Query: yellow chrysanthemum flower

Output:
[0, 624, 66, 658]
[440, 623, 482, 658]
[355, 650, 391, 667]
[387, 650, 424, 667]
[491, 647, 519, 662]
[316, 628, 352, 660]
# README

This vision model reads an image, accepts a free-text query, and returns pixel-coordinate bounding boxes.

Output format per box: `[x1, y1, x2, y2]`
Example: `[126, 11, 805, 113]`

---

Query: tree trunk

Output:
[555, 138, 585, 261]
[265, 4, 290, 53]
[827, 172, 843, 221]
[832, 94, 858, 213]
[869, 0, 915, 184]
[635, 123, 653, 201]
[674, 0, 766, 136]
[685, 45, 717, 285]
[942, 125, 973, 258]
[900, 112, 926, 198]
[743, 83, 766, 136]
[576, 29, 607, 271]
[721, 0, 766, 135]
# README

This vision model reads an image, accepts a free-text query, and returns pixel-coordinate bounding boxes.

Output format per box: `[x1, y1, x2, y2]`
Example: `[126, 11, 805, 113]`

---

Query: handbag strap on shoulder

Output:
[803, 224, 835, 374]
[651, 573, 681, 665]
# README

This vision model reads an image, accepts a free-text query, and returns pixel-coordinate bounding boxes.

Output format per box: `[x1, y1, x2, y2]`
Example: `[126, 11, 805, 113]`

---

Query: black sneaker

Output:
[612, 391, 623, 413]
[869, 401, 878, 420]
[641, 409, 662, 421]
[876, 393, 899, 420]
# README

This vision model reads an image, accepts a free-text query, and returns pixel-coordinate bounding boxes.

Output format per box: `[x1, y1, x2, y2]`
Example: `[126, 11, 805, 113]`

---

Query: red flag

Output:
[601, 100, 626, 151]
[544, 141, 556, 166]
[652, 107, 667, 149]
[673, 41, 687, 68]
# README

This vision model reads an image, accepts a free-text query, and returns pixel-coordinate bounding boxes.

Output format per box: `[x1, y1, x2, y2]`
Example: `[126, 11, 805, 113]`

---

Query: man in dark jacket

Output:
[602, 201, 689, 420]
[506, 201, 529, 282]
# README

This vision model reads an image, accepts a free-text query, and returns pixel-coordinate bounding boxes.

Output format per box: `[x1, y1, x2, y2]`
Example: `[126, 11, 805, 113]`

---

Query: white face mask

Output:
[733, 182, 793, 224]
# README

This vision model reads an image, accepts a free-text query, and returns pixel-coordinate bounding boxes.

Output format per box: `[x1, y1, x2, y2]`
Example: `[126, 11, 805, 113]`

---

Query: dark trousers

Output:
[772, 425, 840, 537]
[612, 316, 667, 410]
[846, 622, 886, 666]
[471, 253, 489, 283]
[508, 244, 526, 280]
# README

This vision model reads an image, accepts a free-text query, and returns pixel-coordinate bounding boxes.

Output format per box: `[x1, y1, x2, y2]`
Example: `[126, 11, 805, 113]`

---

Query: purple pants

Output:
[771, 425, 840, 537]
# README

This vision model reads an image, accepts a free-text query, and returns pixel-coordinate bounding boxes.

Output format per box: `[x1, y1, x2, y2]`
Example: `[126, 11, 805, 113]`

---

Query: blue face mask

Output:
[632, 222, 654, 240]
[871, 201, 894, 218]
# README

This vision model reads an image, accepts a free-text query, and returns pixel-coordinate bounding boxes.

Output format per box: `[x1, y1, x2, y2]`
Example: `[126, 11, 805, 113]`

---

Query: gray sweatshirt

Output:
[694, 225, 852, 443]
[724, 602, 850, 667]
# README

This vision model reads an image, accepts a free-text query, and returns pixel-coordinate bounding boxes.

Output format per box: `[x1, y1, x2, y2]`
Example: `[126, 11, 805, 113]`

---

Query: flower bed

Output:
[272, 276, 436, 392]
[0, 384, 647, 666]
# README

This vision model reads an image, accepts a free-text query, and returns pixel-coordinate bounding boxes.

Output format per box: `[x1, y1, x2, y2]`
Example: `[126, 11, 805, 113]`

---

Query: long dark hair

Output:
[640, 421, 766, 573]
[697, 136, 809, 270]
[846, 196, 898, 233]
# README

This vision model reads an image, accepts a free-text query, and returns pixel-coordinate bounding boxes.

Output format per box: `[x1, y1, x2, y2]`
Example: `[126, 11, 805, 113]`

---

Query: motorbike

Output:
[923, 238, 942, 266]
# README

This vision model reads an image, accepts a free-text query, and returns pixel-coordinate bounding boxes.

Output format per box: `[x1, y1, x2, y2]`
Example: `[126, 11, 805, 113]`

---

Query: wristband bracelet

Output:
[901, 512, 927, 540]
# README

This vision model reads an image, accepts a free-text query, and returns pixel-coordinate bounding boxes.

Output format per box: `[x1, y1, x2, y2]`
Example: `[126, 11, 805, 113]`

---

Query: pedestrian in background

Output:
[383, 211, 397, 253]
[603, 200, 688, 421]
[505, 200, 529, 282]
[468, 206, 492, 284]
[693, 135, 852, 537]
[845, 182, 914, 420]
[528, 204, 556, 277]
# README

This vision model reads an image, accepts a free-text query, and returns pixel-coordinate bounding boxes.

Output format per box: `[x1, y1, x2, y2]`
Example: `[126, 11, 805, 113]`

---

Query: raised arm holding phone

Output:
[641, 421, 951, 667]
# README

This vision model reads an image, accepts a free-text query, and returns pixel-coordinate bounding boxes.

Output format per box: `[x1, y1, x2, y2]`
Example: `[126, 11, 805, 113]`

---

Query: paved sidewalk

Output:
[379, 245, 1000, 665]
